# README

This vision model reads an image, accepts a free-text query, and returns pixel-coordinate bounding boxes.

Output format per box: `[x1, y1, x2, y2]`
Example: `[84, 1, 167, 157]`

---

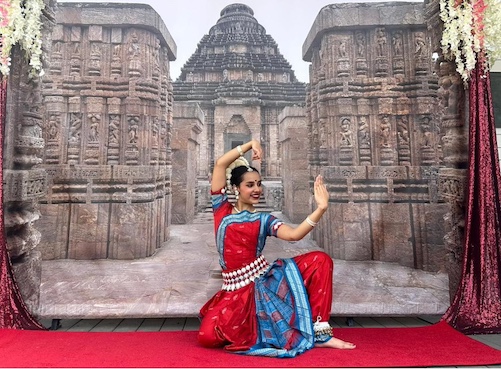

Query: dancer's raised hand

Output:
[314, 175, 329, 210]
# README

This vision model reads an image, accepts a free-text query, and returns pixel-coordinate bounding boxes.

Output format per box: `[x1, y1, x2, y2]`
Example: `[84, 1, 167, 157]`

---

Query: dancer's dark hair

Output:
[230, 165, 259, 187]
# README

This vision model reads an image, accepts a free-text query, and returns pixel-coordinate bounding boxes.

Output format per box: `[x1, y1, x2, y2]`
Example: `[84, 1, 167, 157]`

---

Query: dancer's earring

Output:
[234, 189, 240, 200]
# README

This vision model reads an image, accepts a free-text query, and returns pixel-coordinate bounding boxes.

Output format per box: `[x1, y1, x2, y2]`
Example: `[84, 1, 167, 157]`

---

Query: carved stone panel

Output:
[39, 3, 176, 260]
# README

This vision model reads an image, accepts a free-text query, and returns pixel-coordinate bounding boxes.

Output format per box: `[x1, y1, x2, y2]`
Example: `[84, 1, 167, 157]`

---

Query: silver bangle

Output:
[305, 216, 318, 227]
[236, 145, 244, 156]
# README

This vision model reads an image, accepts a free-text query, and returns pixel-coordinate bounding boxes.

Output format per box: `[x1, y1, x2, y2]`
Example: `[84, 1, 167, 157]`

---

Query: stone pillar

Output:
[425, 0, 468, 300]
[39, 3, 177, 260]
[278, 106, 310, 223]
[2, 0, 56, 313]
[171, 103, 204, 224]
[303, 2, 449, 272]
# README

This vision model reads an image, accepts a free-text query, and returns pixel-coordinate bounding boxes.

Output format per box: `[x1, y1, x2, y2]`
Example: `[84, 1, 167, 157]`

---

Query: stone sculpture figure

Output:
[414, 32, 426, 57]
[397, 116, 410, 144]
[420, 116, 433, 148]
[355, 32, 365, 58]
[339, 40, 347, 58]
[112, 44, 121, 61]
[376, 28, 387, 57]
[69, 113, 82, 142]
[88, 114, 100, 142]
[152, 37, 161, 78]
[128, 31, 142, 77]
[438, 62, 461, 116]
[47, 114, 60, 140]
[379, 115, 391, 147]
[152, 117, 159, 146]
[358, 117, 370, 146]
[128, 116, 139, 144]
[392, 32, 403, 56]
[109, 115, 120, 144]
[340, 118, 353, 147]
[128, 32, 140, 57]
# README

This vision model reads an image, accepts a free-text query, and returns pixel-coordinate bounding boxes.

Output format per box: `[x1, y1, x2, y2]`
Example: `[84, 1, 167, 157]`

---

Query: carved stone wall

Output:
[278, 106, 310, 223]
[3, 0, 56, 313]
[39, 3, 177, 259]
[303, 2, 449, 272]
[172, 103, 204, 224]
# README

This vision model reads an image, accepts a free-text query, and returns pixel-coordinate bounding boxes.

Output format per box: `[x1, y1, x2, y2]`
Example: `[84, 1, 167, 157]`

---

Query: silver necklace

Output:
[234, 206, 257, 213]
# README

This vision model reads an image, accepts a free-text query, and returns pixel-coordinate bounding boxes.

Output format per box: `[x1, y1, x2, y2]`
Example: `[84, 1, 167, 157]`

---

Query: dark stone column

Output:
[2, 0, 56, 314]
[171, 103, 204, 224]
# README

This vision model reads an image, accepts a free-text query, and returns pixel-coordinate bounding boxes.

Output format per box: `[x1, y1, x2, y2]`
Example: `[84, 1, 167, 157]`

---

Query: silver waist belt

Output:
[221, 255, 269, 291]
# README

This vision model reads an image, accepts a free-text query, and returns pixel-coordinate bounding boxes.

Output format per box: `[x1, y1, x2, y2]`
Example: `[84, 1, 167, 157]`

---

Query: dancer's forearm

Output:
[214, 140, 256, 169]
[211, 140, 260, 191]
[277, 206, 327, 241]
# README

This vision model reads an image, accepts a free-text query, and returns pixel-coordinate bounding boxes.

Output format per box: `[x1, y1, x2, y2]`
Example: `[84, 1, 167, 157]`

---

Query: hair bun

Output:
[225, 157, 253, 191]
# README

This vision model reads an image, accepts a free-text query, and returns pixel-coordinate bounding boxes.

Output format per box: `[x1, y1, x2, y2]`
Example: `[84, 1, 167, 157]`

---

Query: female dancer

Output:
[198, 140, 355, 357]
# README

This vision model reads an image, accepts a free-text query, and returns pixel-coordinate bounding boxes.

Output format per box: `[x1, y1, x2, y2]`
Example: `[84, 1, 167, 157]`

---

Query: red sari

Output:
[198, 188, 333, 357]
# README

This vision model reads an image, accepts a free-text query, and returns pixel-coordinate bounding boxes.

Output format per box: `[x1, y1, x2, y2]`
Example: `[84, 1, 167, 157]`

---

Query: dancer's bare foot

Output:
[315, 337, 356, 349]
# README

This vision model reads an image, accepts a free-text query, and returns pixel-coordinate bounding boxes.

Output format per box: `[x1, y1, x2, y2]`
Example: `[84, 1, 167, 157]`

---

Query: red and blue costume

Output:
[198, 188, 334, 357]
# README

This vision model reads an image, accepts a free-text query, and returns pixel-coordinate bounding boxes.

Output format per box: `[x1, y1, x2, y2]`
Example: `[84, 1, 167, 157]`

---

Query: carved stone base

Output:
[11, 251, 42, 314]
[337, 58, 350, 77]
[339, 147, 354, 166]
[38, 199, 170, 260]
[380, 147, 395, 166]
[356, 59, 368, 76]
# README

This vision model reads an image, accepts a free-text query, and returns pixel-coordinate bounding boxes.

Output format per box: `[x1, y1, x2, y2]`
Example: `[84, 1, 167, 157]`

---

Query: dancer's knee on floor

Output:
[198, 329, 223, 348]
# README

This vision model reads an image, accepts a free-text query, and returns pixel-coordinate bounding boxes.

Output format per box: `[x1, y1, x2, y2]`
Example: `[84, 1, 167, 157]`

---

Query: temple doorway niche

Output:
[224, 115, 251, 162]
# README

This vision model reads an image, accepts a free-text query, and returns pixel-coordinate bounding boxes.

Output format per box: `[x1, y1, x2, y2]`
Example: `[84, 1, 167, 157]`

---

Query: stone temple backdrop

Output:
[5, 1, 469, 319]
[172, 3, 309, 222]
[302, 1, 466, 293]
[38, 2, 177, 260]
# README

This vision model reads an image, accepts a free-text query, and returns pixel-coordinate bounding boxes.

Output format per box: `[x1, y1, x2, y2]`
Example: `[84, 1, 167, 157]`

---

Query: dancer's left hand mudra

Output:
[313, 175, 329, 211]
[275, 174, 329, 242]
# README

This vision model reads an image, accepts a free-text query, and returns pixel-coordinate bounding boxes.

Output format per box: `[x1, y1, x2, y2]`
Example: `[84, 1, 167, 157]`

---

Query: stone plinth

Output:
[313, 166, 448, 272]
[38, 216, 449, 319]
[172, 103, 204, 224]
[39, 3, 176, 260]
[278, 106, 310, 223]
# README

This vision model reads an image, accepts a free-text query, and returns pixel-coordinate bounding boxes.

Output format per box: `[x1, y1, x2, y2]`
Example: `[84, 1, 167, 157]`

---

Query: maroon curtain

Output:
[0, 77, 44, 329]
[442, 64, 501, 334]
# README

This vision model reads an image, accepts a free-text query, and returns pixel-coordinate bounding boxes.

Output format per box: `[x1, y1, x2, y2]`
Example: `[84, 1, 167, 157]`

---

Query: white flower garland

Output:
[440, 0, 501, 83]
[0, 0, 45, 78]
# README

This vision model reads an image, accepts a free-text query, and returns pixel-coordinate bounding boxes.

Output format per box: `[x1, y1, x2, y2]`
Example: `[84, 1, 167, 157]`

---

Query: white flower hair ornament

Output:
[225, 156, 253, 192]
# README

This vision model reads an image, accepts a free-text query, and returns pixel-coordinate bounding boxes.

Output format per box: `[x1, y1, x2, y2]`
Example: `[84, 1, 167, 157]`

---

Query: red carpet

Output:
[1, 321, 500, 368]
